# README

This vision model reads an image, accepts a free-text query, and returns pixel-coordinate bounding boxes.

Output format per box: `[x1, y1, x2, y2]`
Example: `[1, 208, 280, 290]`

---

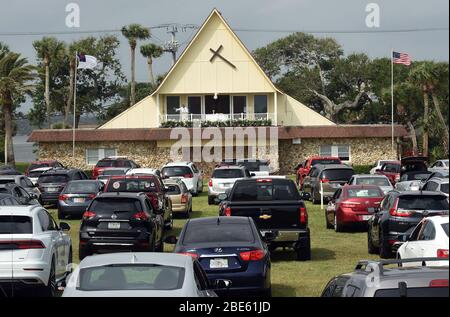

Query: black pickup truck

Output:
[217, 177, 311, 261]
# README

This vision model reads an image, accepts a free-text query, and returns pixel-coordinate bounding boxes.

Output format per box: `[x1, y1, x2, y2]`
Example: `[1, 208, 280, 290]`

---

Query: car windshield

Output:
[346, 188, 383, 198]
[183, 223, 254, 244]
[442, 223, 449, 237]
[212, 169, 244, 179]
[38, 174, 69, 184]
[321, 169, 354, 181]
[106, 179, 158, 193]
[0, 216, 32, 234]
[355, 177, 391, 187]
[441, 183, 449, 194]
[237, 160, 269, 172]
[311, 159, 341, 165]
[398, 196, 449, 210]
[374, 287, 449, 297]
[165, 184, 181, 195]
[162, 166, 192, 178]
[90, 198, 142, 213]
[65, 182, 99, 194]
[78, 265, 185, 291]
[231, 180, 300, 201]
[97, 160, 131, 168]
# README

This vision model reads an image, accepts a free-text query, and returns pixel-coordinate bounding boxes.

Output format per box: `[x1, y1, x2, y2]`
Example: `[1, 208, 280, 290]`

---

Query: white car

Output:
[62, 253, 218, 297]
[370, 160, 397, 175]
[161, 162, 203, 196]
[207, 166, 251, 205]
[397, 216, 449, 267]
[0, 205, 72, 296]
[422, 177, 449, 198]
[126, 168, 161, 178]
[347, 174, 394, 195]
[429, 159, 449, 173]
[27, 167, 53, 185]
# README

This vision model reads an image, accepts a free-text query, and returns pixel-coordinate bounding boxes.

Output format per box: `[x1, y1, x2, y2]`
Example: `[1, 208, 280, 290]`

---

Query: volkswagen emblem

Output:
[214, 248, 223, 253]
[111, 214, 118, 219]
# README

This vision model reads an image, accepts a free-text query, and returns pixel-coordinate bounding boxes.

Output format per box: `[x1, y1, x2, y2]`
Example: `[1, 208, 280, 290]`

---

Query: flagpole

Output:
[72, 52, 78, 158]
[391, 48, 394, 154]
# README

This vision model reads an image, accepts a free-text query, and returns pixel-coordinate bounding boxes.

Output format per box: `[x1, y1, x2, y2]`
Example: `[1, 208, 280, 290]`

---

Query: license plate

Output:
[73, 198, 85, 203]
[222, 183, 232, 188]
[108, 222, 121, 229]
[47, 187, 58, 192]
[367, 207, 375, 213]
[210, 258, 228, 269]
[361, 215, 372, 221]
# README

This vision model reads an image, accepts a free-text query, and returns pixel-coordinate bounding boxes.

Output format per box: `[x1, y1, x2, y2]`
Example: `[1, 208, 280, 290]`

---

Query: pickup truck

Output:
[296, 157, 342, 188]
[217, 177, 311, 261]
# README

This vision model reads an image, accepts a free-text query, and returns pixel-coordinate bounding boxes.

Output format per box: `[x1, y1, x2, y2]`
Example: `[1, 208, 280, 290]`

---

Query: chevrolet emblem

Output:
[259, 214, 272, 220]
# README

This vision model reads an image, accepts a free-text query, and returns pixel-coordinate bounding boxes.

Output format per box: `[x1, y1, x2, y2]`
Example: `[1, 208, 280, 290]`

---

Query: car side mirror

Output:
[214, 279, 232, 290]
[398, 234, 409, 242]
[59, 222, 71, 231]
[164, 236, 177, 244]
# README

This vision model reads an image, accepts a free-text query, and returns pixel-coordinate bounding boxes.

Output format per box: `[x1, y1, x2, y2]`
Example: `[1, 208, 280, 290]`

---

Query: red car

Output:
[92, 157, 139, 179]
[103, 175, 173, 229]
[325, 185, 384, 232]
[25, 160, 64, 176]
[375, 161, 401, 184]
[296, 157, 342, 188]
[375, 157, 428, 185]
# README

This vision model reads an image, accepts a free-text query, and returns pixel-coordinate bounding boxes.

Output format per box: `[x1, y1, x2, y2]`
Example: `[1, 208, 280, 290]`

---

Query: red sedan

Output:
[325, 185, 384, 232]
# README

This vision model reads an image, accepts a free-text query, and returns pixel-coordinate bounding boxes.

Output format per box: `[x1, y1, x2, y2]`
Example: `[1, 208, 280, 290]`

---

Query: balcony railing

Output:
[160, 113, 275, 125]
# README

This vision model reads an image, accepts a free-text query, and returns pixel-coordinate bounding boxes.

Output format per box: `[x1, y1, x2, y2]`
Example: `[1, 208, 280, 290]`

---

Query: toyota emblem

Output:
[214, 248, 223, 253]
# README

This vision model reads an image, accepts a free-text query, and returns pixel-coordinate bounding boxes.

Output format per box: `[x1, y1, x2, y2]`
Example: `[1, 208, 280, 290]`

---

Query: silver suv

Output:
[207, 166, 251, 205]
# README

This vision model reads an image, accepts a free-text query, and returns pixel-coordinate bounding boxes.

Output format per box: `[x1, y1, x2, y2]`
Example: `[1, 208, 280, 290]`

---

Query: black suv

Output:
[79, 192, 164, 260]
[37, 168, 89, 205]
[367, 190, 449, 258]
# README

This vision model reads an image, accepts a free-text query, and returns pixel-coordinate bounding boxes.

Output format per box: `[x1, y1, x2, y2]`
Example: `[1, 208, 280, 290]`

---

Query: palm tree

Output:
[0, 51, 34, 166]
[33, 37, 65, 127]
[121, 24, 150, 106]
[140, 43, 163, 85]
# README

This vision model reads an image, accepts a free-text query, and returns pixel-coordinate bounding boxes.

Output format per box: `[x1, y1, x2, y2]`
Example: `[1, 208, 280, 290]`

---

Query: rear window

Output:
[442, 223, 449, 237]
[38, 174, 69, 184]
[346, 188, 383, 198]
[28, 170, 44, 178]
[96, 160, 132, 168]
[355, 177, 391, 187]
[238, 161, 269, 172]
[106, 179, 158, 193]
[321, 169, 354, 181]
[311, 159, 341, 166]
[162, 166, 192, 178]
[29, 163, 50, 170]
[401, 172, 431, 181]
[78, 265, 185, 291]
[0, 179, 14, 185]
[441, 184, 448, 194]
[374, 287, 449, 297]
[231, 180, 300, 201]
[0, 216, 32, 234]
[212, 169, 244, 179]
[65, 182, 99, 194]
[165, 184, 181, 195]
[398, 196, 449, 210]
[101, 170, 127, 176]
[383, 164, 400, 173]
[183, 223, 254, 244]
[90, 198, 142, 213]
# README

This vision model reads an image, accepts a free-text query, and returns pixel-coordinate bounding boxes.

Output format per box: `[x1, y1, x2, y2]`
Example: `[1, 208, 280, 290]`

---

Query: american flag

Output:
[393, 51, 412, 66]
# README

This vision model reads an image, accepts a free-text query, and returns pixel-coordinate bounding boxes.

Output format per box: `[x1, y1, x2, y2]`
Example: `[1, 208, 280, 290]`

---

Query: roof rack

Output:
[355, 257, 449, 276]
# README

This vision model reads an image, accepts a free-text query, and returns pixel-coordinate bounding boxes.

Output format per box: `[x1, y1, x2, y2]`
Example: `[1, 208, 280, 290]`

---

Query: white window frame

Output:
[86, 148, 118, 165]
[319, 145, 351, 163]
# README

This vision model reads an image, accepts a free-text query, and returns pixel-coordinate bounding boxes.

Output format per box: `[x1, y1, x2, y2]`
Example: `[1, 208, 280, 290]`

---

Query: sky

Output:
[0, 0, 448, 112]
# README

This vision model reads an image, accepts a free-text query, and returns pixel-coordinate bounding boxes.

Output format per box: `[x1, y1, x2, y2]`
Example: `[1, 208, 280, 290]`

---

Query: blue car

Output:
[173, 216, 271, 296]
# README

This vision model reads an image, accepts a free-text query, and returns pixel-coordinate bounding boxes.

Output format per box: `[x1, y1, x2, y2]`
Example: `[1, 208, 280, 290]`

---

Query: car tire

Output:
[208, 196, 215, 205]
[41, 258, 56, 297]
[79, 246, 91, 261]
[367, 230, 378, 254]
[57, 208, 65, 220]
[334, 214, 344, 232]
[379, 231, 392, 259]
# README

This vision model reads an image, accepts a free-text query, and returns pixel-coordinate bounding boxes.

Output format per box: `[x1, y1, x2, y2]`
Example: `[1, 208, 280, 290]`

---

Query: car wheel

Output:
[397, 253, 403, 267]
[42, 258, 56, 297]
[367, 229, 378, 254]
[334, 214, 344, 232]
[379, 231, 392, 259]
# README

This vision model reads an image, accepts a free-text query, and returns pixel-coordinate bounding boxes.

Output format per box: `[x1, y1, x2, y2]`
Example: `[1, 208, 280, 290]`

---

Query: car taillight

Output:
[82, 211, 96, 220]
[0, 240, 45, 250]
[299, 207, 308, 224]
[256, 179, 272, 183]
[184, 174, 193, 178]
[429, 279, 449, 287]
[389, 208, 412, 217]
[321, 178, 330, 183]
[225, 207, 232, 217]
[181, 194, 188, 204]
[395, 174, 400, 181]
[179, 252, 198, 259]
[58, 194, 69, 201]
[342, 202, 361, 209]
[208, 179, 213, 187]
[240, 249, 265, 261]
[133, 211, 149, 221]
[437, 249, 449, 258]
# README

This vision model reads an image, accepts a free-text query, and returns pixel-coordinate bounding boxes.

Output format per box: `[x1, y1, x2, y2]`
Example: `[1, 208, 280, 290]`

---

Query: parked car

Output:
[171, 216, 271, 296]
[37, 168, 89, 205]
[421, 177, 449, 198]
[26, 167, 53, 185]
[396, 216, 449, 266]
[25, 160, 64, 177]
[57, 180, 104, 219]
[126, 168, 161, 178]
[375, 161, 401, 184]
[104, 175, 173, 229]
[0, 183, 40, 206]
[367, 190, 449, 258]
[236, 159, 271, 177]
[92, 156, 139, 179]
[0, 174, 42, 202]
[395, 171, 432, 191]
[325, 185, 384, 232]
[163, 178, 192, 218]
[208, 166, 251, 205]
[428, 159, 449, 173]
[348, 174, 394, 195]
[296, 156, 342, 187]
[0, 205, 72, 297]
[161, 162, 203, 196]
[96, 167, 130, 185]
[370, 160, 398, 175]
[420, 171, 449, 189]
[0, 166, 21, 175]
[79, 192, 164, 260]
[302, 164, 355, 204]
[216, 159, 238, 168]
[321, 258, 449, 297]
[217, 177, 311, 261]
[0, 193, 20, 206]
[62, 253, 218, 297]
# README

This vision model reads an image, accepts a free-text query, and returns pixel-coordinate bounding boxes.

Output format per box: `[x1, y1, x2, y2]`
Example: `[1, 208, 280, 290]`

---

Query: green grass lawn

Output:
[48, 182, 380, 297]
